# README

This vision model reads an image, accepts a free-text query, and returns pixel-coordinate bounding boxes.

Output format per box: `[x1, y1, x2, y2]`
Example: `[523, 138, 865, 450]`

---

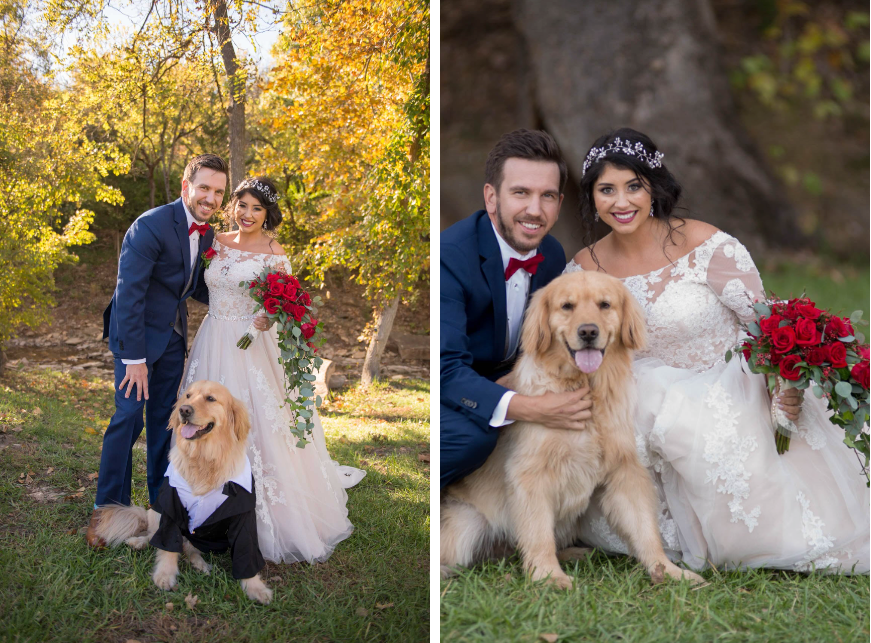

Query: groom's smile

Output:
[181, 168, 228, 222]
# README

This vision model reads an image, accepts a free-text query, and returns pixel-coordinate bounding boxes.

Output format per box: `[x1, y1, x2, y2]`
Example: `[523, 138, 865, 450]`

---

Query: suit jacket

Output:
[102, 198, 212, 363]
[150, 474, 265, 580]
[440, 210, 566, 425]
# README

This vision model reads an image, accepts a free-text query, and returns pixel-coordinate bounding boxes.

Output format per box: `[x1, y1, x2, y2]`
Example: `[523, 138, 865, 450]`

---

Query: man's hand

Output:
[253, 313, 274, 332]
[776, 387, 803, 422]
[119, 363, 149, 401]
[507, 387, 593, 431]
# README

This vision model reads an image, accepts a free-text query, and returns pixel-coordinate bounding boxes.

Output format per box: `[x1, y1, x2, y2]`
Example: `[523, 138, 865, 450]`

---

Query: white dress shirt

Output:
[121, 202, 200, 365]
[489, 222, 538, 427]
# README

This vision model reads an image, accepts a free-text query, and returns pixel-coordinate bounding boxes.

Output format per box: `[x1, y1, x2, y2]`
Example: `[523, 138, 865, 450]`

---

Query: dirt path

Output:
[4, 236, 429, 385]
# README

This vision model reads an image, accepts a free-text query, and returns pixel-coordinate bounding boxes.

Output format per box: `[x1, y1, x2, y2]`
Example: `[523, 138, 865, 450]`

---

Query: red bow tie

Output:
[188, 222, 211, 237]
[505, 254, 544, 280]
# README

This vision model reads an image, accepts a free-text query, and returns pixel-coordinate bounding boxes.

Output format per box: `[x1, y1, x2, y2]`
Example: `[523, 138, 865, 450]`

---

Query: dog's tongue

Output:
[575, 349, 603, 373]
[180, 423, 201, 439]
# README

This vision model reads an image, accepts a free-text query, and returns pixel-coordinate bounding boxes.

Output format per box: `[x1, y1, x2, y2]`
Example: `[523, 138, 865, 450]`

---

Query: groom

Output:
[86, 154, 228, 548]
[440, 129, 594, 489]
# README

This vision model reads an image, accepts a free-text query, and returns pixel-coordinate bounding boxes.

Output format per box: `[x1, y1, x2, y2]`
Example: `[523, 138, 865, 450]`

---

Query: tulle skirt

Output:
[576, 356, 869, 574]
[181, 315, 364, 564]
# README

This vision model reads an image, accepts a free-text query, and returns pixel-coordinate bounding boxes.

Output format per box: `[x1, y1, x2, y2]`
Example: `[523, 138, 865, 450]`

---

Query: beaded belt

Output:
[208, 312, 257, 321]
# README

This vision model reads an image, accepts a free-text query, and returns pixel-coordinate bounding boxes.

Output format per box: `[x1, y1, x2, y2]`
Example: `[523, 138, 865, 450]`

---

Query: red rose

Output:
[281, 301, 294, 314]
[264, 298, 280, 315]
[806, 346, 828, 366]
[781, 304, 800, 321]
[286, 275, 300, 288]
[850, 361, 870, 390]
[769, 351, 782, 365]
[298, 291, 311, 306]
[268, 281, 284, 296]
[301, 321, 317, 339]
[779, 354, 803, 381]
[203, 247, 217, 260]
[289, 304, 306, 321]
[794, 318, 821, 347]
[859, 345, 870, 360]
[826, 316, 854, 339]
[770, 326, 796, 354]
[284, 283, 298, 301]
[796, 303, 823, 320]
[759, 314, 783, 336]
[741, 342, 752, 361]
[828, 342, 848, 368]
[249, 282, 257, 289]
[267, 272, 280, 284]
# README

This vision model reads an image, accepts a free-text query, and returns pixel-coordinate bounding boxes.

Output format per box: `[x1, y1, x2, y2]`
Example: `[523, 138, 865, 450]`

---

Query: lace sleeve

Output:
[267, 254, 292, 274]
[705, 236, 765, 325]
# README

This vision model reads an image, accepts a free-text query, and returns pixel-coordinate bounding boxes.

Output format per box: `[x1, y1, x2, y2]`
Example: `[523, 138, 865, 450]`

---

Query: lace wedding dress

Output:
[565, 231, 869, 573]
[180, 239, 365, 564]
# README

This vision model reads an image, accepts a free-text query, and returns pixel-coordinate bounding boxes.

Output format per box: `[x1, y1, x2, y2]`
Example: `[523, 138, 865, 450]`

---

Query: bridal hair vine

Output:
[582, 138, 665, 176]
[237, 178, 279, 204]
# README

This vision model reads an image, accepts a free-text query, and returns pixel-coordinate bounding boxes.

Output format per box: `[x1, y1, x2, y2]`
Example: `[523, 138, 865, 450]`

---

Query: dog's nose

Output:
[577, 324, 599, 343]
[179, 405, 193, 419]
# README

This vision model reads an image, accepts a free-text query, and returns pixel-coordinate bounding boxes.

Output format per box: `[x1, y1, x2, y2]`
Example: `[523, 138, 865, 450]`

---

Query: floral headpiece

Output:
[236, 178, 279, 204]
[582, 137, 665, 176]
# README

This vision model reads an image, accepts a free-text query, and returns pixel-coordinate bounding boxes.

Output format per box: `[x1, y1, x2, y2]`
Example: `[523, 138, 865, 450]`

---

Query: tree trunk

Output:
[441, 0, 807, 256]
[210, 0, 246, 191]
[360, 296, 401, 388]
[0, 346, 7, 377]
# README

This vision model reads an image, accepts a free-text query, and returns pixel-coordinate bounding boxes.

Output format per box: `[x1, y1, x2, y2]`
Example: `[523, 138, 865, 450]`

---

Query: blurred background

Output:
[441, 0, 869, 316]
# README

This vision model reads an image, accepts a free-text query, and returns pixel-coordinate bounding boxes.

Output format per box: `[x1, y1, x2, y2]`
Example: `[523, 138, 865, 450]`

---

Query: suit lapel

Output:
[477, 213, 507, 362]
[173, 199, 192, 293]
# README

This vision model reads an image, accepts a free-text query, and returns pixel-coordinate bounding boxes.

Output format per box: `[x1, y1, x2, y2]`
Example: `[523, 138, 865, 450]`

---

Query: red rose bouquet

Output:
[236, 267, 324, 447]
[726, 295, 869, 483]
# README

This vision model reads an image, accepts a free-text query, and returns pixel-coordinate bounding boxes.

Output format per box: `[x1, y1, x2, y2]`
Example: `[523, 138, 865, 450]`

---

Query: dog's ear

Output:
[227, 395, 251, 443]
[620, 290, 647, 351]
[520, 286, 552, 355]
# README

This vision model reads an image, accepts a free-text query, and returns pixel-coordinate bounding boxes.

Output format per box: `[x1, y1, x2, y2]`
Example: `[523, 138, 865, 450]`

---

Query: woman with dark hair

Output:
[181, 176, 365, 565]
[565, 129, 869, 574]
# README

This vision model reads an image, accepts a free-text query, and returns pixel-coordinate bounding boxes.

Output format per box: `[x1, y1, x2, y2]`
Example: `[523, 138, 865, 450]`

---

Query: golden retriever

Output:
[441, 270, 704, 588]
[95, 381, 272, 604]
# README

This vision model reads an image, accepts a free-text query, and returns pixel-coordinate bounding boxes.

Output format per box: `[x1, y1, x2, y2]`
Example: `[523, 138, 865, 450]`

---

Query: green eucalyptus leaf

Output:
[850, 310, 863, 324]
[725, 349, 733, 363]
[813, 385, 824, 398]
[835, 381, 853, 397]
[753, 302, 771, 317]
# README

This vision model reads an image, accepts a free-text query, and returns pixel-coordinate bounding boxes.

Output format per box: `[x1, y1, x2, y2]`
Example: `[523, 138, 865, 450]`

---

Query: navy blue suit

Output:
[440, 210, 565, 488]
[97, 198, 212, 506]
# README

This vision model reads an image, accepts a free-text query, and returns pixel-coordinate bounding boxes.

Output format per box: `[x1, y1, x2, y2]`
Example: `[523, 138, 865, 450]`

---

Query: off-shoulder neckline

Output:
[214, 238, 287, 257]
[568, 230, 731, 280]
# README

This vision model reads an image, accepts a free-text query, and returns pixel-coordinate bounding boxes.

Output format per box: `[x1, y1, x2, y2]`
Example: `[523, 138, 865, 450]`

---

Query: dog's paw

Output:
[656, 561, 705, 586]
[152, 567, 178, 591]
[531, 568, 573, 590]
[440, 564, 457, 579]
[677, 568, 705, 586]
[189, 556, 211, 575]
[125, 535, 150, 550]
[241, 576, 273, 605]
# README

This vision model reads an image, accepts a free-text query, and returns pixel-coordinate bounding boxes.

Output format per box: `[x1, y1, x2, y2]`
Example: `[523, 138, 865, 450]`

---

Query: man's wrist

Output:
[505, 394, 534, 423]
[121, 358, 146, 365]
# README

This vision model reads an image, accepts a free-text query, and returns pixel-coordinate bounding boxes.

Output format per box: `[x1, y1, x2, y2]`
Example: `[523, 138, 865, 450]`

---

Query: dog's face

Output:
[169, 380, 250, 446]
[521, 271, 646, 374]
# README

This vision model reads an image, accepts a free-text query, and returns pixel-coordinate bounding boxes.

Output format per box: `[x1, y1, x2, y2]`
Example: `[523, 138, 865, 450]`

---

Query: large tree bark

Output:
[210, 0, 246, 191]
[361, 296, 400, 388]
[441, 0, 807, 256]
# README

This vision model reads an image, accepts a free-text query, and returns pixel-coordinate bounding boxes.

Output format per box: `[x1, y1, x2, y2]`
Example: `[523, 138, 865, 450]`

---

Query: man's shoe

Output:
[85, 508, 106, 549]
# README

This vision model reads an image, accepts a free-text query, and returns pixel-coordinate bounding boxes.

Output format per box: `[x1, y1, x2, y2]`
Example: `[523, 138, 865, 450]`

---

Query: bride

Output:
[182, 176, 364, 564]
[566, 128, 869, 573]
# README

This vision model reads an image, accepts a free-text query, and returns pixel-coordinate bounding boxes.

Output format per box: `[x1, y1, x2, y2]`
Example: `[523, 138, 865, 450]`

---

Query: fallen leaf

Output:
[66, 528, 78, 535]
[355, 607, 369, 617]
[417, 453, 430, 462]
[46, 467, 54, 474]
[359, 459, 369, 466]
[32, 408, 42, 416]
[24, 475, 32, 485]
[125, 639, 142, 643]
[87, 472, 99, 481]
[269, 576, 282, 582]
[84, 427, 97, 435]
[650, 562, 666, 585]
[76, 487, 85, 492]
[11, 426, 22, 433]
[184, 593, 199, 609]
[165, 602, 174, 611]
[338, 436, 350, 444]
[375, 602, 394, 609]
[540, 635, 559, 643]
[363, 445, 375, 453]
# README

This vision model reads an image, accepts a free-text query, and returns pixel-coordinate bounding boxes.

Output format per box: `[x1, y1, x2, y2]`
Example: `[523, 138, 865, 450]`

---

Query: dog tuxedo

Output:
[150, 455, 265, 580]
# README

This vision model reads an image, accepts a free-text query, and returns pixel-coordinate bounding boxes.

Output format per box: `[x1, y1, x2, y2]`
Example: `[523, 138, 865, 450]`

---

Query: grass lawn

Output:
[441, 267, 870, 643]
[0, 371, 429, 643]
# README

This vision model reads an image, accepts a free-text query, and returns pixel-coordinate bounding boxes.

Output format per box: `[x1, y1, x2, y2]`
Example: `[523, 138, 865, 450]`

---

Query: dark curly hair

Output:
[578, 128, 686, 270]
[225, 176, 283, 232]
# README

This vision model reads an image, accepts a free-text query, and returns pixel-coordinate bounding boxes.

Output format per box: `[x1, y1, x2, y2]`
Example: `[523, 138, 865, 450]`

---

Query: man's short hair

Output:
[484, 129, 568, 193]
[183, 154, 229, 183]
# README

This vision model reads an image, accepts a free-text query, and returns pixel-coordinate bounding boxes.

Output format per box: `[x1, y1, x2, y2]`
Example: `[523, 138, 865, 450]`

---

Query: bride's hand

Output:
[253, 313, 274, 331]
[776, 387, 803, 422]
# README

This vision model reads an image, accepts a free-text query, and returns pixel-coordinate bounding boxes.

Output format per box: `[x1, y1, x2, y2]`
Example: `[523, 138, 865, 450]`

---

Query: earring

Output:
[594, 211, 600, 222]
[649, 205, 654, 218]
[262, 221, 267, 229]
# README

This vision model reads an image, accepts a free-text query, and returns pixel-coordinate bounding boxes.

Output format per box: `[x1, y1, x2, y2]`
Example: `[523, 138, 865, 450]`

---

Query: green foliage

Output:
[0, 1, 125, 345]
